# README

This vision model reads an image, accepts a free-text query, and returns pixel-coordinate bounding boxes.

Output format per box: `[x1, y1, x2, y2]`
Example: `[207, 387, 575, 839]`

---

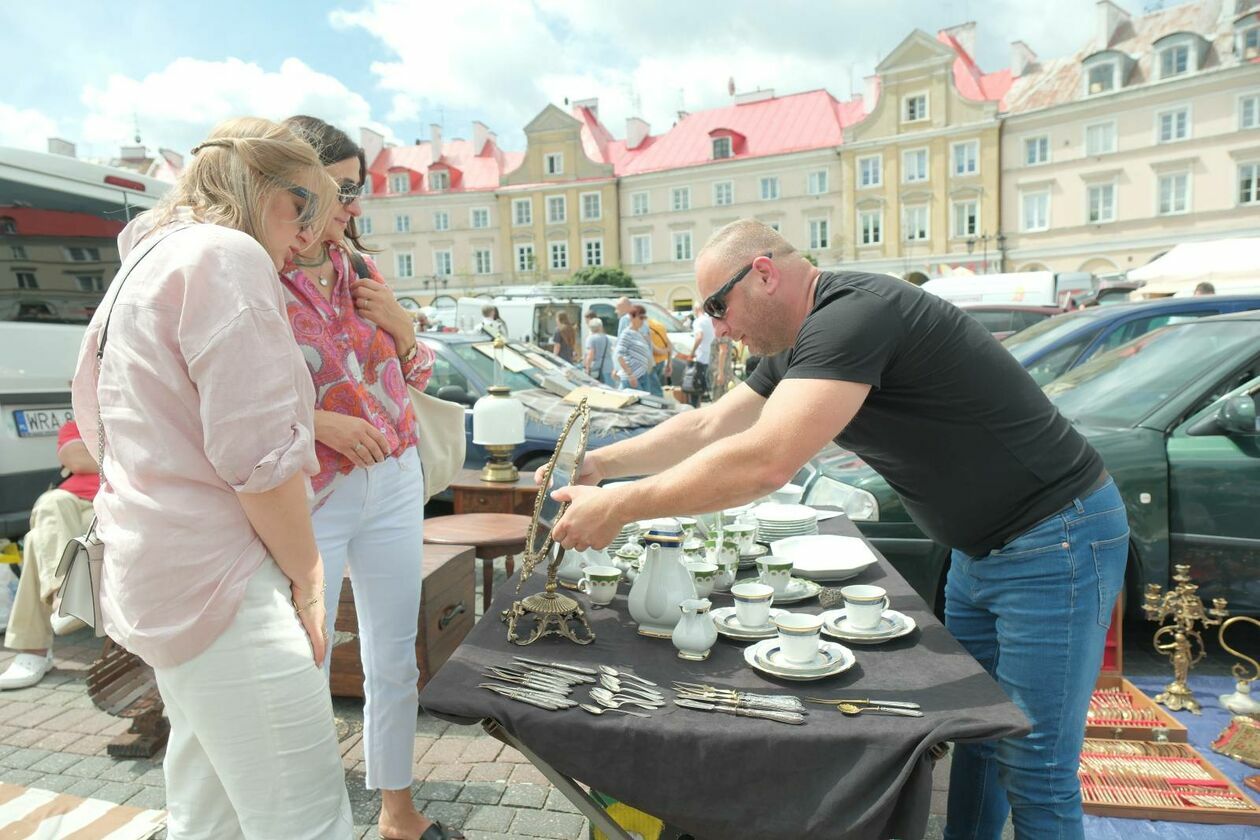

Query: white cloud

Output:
[75, 57, 396, 159]
[0, 102, 62, 152]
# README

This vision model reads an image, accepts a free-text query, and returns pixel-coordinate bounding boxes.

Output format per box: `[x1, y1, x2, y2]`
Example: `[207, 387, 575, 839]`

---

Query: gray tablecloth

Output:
[418, 515, 1030, 839]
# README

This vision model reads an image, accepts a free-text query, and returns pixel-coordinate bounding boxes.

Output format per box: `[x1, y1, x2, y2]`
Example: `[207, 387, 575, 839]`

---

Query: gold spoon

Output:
[835, 702, 923, 718]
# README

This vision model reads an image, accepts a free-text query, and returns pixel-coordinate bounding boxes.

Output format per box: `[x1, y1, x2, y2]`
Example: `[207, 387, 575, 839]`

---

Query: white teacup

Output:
[725, 523, 758, 554]
[578, 565, 623, 606]
[756, 555, 794, 596]
[685, 561, 718, 598]
[731, 582, 775, 629]
[773, 612, 824, 665]
[772, 483, 805, 505]
[840, 584, 890, 630]
[676, 516, 699, 540]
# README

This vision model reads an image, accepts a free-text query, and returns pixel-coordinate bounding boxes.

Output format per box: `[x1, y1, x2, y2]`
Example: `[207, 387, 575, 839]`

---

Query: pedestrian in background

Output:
[1194, 281, 1215, 295]
[584, 317, 614, 385]
[551, 311, 577, 364]
[646, 316, 671, 397]
[614, 305, 653, 391]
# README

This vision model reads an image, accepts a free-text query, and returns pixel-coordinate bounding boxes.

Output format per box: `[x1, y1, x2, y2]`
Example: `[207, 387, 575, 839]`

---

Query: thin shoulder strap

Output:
[97, 225, 191, 361]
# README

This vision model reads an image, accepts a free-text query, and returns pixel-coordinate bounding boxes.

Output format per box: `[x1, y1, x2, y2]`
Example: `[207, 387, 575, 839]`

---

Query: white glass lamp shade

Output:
[472, 387, 526, 446]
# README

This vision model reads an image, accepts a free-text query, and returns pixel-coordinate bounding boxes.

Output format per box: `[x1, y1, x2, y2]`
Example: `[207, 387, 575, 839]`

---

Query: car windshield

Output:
[1002, 309, 1103, 362]
[450, 341, 602, 392]
[1043, 320, 1260, 427]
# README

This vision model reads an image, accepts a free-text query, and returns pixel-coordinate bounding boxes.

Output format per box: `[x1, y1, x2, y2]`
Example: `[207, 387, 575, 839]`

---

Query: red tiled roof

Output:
[572, 105, 616, 165]
[367, 139, 523, 193]
[938, 31, 1015, 106]
[0, 207, 125, 239]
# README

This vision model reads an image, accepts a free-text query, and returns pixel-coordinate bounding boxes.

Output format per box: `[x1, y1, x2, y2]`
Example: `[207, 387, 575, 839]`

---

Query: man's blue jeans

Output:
[944, 479, 1128, 840]
[646, 361, 665, 397]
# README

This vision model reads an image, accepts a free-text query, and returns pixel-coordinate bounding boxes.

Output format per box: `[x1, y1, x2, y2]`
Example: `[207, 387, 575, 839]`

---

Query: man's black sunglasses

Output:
[702, 251, 772, 319]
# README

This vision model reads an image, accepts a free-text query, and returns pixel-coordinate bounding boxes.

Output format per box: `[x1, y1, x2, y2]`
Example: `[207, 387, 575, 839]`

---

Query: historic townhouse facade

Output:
[1000, 0, 1260, 279]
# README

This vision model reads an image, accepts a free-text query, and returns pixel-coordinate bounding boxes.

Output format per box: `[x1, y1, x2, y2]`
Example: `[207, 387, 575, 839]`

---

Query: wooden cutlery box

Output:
[1087, 597, 1187, 743]
[330, 543, 475, 698]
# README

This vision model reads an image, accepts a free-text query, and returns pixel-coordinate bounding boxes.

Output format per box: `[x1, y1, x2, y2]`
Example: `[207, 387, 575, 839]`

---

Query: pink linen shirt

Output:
[71, 214, 318, 669]
[280, 248, 434, 505]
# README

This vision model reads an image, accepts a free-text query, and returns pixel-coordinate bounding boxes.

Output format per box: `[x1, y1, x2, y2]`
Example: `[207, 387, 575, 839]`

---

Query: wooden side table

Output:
[424, 513, 531, 612]
[449, 467, 541, 518]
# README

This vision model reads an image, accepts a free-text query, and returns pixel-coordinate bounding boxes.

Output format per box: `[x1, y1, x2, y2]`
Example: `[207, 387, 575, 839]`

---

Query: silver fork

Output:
[579, 703, 651, 718]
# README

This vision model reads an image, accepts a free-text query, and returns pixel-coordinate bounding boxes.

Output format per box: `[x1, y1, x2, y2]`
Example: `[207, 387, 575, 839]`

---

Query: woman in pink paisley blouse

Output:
[280, 116, 460, 840]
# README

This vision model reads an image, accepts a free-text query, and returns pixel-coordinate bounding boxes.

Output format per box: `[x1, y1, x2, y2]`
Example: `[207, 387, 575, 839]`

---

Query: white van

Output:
[921, 271, 1095, 308]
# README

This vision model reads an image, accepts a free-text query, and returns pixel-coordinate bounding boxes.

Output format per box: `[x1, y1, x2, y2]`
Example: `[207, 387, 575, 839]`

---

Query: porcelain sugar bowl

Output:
[672, 598, 718, 661]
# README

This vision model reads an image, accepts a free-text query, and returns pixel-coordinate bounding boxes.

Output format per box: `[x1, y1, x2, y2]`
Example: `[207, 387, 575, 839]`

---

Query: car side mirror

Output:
[1219, 394, 1258, 436]
[436, 385, 474, 406]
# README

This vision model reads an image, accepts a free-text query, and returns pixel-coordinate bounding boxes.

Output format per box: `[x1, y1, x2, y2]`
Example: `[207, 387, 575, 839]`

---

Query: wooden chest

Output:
[329, 543, 475, 698]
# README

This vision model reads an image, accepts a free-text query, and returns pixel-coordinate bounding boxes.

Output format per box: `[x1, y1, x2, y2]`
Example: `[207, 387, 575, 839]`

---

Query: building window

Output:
[470, 208, 489, 229]
[1157, 107, 1190, 143]
[672, 231, 693, 261]
[546, 195, 566, 224]
[902, 149, 928, 183]
[767, 222, 781, 232]
[1085, 122, 1117, 156]
[631, 192, 649, 216]
[545, 153, 563, 175]
[433, 211, 449, 232]
[858, 155, 882, 188]
[808, 219, 829, 250]
[512, 198, 532, 226]
[361, 178, 372, 197]
[759, 176, 780, 200]
[550, 241, 568, 270]
[1021, 191, 1050, 232]
[581, 192, 601, 220]
[433, 250, 452, 276]
[1243, 26, 1260, 59]
[359, 216, 373, 235]
[1241, 94, 1260, 130]
[75, 275, 104, 292]
[631, 234, 652, 265]
[390, 173, 409, 194]
[1240, 163, 1260, 205]
[1087, 184, 1116, 223]
[1024, 136, 1049, 166]
[1159, 44, 1190, 79]
[807, 170, 828, 195]
[66, 247, 101, 261]
[516, 243, 536, 272]
[903, 206, 928, 242]
[0, 218, 16, 234]
[951, 200, 978, 238]
[11, 245, 27, 259]
[903, 93, 927, 122]
[16, 272, 38, 289]
[474, 249, 493, 274]
[429, 170, 449, 191]
[713, 181, 733, 206]
[396, 252, 413, 278]
[952, 141, 979, 177]
[712, 137, 732, 159]
[1086, 62, 1115, 95]
[671, 187, 691, 211]
[858, 210, 882, 246]
[584, 238, 603, 267]
[395, 214, 411, 233]
[1157, 172, 1189, 215]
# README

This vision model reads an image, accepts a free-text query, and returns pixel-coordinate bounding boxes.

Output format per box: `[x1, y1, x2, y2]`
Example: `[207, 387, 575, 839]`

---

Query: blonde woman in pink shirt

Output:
[71, 118, 354, 839]
[279, 117, 455, 840]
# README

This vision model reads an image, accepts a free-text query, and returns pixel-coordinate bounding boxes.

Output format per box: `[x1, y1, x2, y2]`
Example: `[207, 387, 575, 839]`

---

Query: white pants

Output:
[154, 559, 353, 840]
[7, 488, 95, 650]
[314, 447, 424, 791]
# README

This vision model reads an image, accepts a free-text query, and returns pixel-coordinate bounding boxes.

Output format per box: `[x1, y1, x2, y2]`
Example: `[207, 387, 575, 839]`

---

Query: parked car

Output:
[1001, 294, 1260, 385]
[921, 270, 1095, 307]
[958, 303, 1063, 340]
[797, 311, 1260, 616]
[418, 330, 681, 477]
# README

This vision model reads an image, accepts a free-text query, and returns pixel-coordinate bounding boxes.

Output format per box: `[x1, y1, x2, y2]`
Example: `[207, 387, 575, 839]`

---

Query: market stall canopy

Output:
[1130, 239, 1260, 298]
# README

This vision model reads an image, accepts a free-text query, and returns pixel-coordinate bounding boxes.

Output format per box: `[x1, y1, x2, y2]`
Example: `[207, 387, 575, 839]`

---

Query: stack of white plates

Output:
[753, 503, 818, 542]
[607, 522, 641, 552]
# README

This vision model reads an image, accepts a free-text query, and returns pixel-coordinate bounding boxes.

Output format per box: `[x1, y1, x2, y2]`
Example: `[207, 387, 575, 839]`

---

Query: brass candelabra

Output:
[1142, 564, 1229, 714]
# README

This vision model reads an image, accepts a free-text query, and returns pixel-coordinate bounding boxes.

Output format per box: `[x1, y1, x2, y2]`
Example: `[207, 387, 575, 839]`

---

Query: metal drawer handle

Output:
[439, 602, 467, 630]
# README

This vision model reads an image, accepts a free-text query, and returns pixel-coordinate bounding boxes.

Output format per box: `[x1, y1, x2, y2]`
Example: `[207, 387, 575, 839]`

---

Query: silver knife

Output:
[513, 656, 599, 676]
[674, 698, 805, 725]
[479, 684, 574, 709]
[675, 691, 807, 715]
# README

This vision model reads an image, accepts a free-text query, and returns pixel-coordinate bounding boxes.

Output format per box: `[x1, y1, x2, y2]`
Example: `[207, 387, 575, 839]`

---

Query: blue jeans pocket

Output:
[1091, 532, 1129, 628]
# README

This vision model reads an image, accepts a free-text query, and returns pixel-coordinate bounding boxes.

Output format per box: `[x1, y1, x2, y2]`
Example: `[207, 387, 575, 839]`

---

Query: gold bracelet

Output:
[294, 582, 326, 615]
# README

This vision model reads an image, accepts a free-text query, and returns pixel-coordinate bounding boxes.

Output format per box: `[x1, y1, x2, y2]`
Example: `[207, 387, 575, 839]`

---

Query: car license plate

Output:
[13, 408, 74, 438]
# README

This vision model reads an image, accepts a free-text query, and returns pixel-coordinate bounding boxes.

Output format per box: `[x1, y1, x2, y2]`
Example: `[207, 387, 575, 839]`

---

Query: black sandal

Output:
[418, 821, 465, 840]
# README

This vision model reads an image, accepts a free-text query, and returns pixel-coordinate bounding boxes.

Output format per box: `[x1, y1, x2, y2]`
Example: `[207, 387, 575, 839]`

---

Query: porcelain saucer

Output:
[819, 608, 917, 644]
[744, 638, 855, 681]
[768, 577, 822, 605]
[710, 606, 787, 640]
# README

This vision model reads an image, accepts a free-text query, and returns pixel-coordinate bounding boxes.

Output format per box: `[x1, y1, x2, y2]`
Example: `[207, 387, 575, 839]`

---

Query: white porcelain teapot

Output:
[627, 518, 696, 638]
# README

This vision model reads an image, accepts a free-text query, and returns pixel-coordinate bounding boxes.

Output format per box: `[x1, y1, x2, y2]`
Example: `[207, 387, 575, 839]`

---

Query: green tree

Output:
[801, 252, 819, 267]
[564, 265, 637, 291]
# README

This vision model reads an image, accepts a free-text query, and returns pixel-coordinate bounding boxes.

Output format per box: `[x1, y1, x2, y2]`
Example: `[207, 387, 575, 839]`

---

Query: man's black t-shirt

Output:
[746, 271, 1103, 557]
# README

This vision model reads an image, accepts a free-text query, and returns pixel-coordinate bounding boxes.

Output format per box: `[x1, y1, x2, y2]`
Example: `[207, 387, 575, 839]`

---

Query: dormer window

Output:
[429, 170, 449, 191]
[1087, 63, 1115, 95]
[712, 137, 732, 159]
[1241, 25, 1260, 60]
[389, 173, 409, 194]
[545, 153, 563, 175]
[1159, 44, 1190, 78]
[903, 93, 928, 123]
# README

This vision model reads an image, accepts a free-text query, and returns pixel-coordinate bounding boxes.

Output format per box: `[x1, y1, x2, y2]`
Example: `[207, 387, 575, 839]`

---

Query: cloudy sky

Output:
[4, 0, 1156, 161]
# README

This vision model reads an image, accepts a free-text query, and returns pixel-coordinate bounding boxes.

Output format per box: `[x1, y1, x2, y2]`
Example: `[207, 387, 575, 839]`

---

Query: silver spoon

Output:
[590, 688, 663, 710]
[597, 665, 658, 688]
[598, 675, 665, 700]
[836, 702, 923, 718]
[579, 703, 651, 718]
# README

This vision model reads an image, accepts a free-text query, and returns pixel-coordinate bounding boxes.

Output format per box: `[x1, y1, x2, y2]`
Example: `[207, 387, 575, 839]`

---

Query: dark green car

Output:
[797, 311, 1260, 616]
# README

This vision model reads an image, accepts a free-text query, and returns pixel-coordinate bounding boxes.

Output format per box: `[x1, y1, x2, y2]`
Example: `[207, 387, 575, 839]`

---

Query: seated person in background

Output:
[0, 419, 98, 689]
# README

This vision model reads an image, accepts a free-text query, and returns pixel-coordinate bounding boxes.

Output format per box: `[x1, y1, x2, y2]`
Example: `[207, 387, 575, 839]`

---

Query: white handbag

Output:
[55, 517, 106, 637]
[410, 386, 466, 503]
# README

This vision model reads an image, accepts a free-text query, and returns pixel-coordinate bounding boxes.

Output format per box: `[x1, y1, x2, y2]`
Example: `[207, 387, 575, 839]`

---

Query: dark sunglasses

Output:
[285, 185, 319, 231]
[336, 180, 364, 206]
[702, 251, 772, 319]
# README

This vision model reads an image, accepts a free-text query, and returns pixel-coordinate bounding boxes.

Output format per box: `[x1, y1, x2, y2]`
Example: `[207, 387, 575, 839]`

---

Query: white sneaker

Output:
[0, 652, 52, 690]
[50, 612, 87, 636]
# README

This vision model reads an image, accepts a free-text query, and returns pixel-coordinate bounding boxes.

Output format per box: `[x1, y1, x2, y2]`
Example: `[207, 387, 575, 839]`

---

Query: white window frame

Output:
[951, 140, 979, 177]
[1157, 171, 1191, 216]
[512, 198, 532, 227]
[808, 218, 830, 250]
[1087, 182, 1117, 224]
[429, 170, 449, 191]
[544, 152, 563, 175]
[950, 199, 978, 239]
[474, 248, 493, 275]
[361, 178, 372, 197]
[902, 205, 929, 242]
[672, 230, 693, 261]
[515, 243, 536, 272]
[631, 233, 652, 265]
[759, 176, 780, 200]
[359, 216, 373, 235]
[713, 180, 733, 206]
[631, 191, 649, 216]
[395, 214, 411, 233]
[549, 240, 569, 270]
[1024, 135, 1049, 166]
[546, 195, 566, 224]
[857, 155, 882, 188]
[1085, 61, 1116, 95]
[902, 148, 928, 183]
[1158, 43, 1191, 80]
[712, 136, 732, 159]
[671, 186, 691, 211]
[470, 207, 490, 229]
[75, 275, 104, 292]
[433, 211, 449, 232]
[16, 272, 38, 289]
[389, 173, 409, 194]
[807, 169, 829, 195]
[1084, 121, 1117, 156]
[1021, 190, 1050, 232]
[1155, 105, 1191, 144]
[1239, 92, 1260, 130]
[903, 92, 928, 123]
[583, 237, 604, 267]
[1243, 26, 1260, 59]
[580, 191, 602, 221]
[433, 249, 453, 276]
[858, 209, 883, 246]
[1239, 162, 1260, 206]
[11, 245, 27, 259]
[396, 252, 414, 278]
